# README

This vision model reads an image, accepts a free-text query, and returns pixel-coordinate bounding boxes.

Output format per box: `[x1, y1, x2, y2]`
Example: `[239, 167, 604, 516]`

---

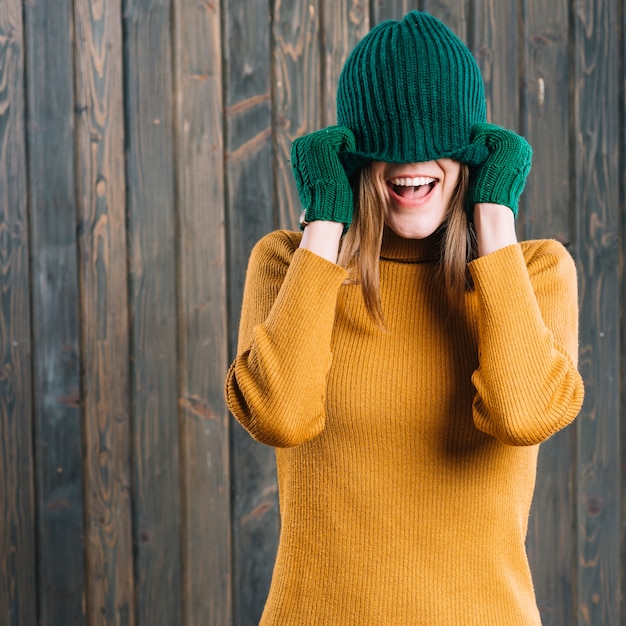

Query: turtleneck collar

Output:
[379, 225, 442, 263]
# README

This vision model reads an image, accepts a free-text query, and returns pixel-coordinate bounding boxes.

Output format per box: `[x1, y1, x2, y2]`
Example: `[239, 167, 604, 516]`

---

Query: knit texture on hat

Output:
[337, 11, 488, 169]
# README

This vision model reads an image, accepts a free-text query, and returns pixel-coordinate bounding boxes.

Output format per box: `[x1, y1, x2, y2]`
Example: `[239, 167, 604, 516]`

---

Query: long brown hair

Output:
[337, 163, 475, 327]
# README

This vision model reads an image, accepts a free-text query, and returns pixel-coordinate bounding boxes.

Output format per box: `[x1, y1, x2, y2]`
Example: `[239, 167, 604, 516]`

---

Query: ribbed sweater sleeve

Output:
[468, 240, 584, 445]
[225, 231, 348, 447]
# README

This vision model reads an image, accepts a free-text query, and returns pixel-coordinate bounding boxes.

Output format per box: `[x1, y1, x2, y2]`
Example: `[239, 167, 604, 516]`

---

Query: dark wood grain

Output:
[123, 1, 182, 624]
[527, 428, 576, 624]
[322, 0, 369, 125]
[0, 2, 37, 625]
[23, 0, 87, 623]
[420, 0, 468, 38]
[521, 2, 575, 624]
[573, 0, 620, 623]
[172, 0, 232, 624]
[73, 0, 135, 624]
[471, 0, 527, 248]
[470, 0, 519, 130]
[371, 0, 420, 24]
[621, 0, 626, 617]
[272, 0, 322, 230]
[224, 1, 278, 623]
[520, 0, 571, 243]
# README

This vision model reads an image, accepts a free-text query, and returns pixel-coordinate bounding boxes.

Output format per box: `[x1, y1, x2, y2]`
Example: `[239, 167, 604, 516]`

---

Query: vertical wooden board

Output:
[272, 0, 322, 230]
[322, 0, 369, 126]
[471, 1, 526, 245]
[372, 0, 421, 24]
[0, 2, 38, 625]
[123, 0, 182, 624]
[172, 0, 231, 624]
[520, 0, 571, 242]
[73, 0, 135, 624]
[526, 428, 575, 624]
[224, 1, 276, 339]
[621, 1, 626, 621]
[223, 1, 278, 624]
[23, 0, 87, 623]
[521, 2, 575, 624]
[420, 0, 468, 39]
[573, 0, 621, 623]
[470, 0, 519, 130]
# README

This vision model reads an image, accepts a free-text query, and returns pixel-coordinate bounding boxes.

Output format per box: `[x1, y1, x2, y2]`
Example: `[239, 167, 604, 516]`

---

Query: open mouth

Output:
[387, 176, 437, 203]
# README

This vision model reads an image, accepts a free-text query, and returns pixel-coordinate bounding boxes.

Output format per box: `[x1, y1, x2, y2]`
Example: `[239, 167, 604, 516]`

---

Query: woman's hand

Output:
[467, 123, 532, 216]
[291, 125, 355, 263]
[467, 123, 532, 255]
[291, 126, 356, 229]
[473, 202, 517, 257]
[299, 220, 344, 263]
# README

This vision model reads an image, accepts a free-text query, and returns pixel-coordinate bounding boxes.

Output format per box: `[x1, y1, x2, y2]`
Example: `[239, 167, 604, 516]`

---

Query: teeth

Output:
[390, 176, 436, 187]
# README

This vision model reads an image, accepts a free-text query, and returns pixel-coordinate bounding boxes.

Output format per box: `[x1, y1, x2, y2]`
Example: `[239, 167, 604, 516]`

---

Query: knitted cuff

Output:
[301, 180, 354, 227]
[467, 125, 532, 216]
[291, 126, 356, 229]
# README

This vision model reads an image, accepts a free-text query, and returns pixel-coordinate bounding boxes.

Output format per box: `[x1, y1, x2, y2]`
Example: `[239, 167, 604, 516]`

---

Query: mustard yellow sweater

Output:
[225, 227, 584, 625]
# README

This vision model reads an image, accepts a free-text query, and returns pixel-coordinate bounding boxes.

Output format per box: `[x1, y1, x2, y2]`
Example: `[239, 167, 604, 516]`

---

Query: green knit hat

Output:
[336, 11, 488, 170]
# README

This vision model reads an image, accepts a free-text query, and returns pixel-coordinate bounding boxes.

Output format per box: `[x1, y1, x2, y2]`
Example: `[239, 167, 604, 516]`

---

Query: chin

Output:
[385, 218, 442, 240]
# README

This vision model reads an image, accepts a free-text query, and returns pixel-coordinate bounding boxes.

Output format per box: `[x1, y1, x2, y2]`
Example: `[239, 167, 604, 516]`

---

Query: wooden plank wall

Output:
[0, 0, 623, 624]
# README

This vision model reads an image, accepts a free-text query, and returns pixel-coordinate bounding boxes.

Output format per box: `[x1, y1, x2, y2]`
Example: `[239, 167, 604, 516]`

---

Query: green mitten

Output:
[290, 126, 356, 229]
[467, 123, 533, 217]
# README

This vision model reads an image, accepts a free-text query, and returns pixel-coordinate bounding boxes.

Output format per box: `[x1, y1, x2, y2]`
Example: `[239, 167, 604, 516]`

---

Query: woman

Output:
[225, 11, 584, 625]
